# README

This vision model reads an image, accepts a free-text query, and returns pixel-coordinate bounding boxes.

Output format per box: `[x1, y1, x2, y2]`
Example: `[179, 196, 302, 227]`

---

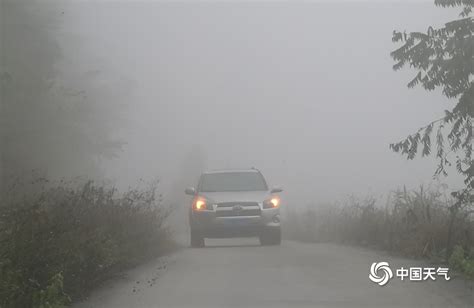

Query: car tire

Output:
[190, 229, 205, 248]
[259, 227, 281, 246]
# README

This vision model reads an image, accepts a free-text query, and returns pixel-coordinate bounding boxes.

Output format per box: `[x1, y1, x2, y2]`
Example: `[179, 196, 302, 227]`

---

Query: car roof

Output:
[202, 168, 260, 175]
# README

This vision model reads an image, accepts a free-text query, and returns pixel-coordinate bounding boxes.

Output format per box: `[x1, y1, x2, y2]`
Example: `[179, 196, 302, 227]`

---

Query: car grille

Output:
[216, 208, 261, 217]
[217, 202, 259, 208]
[215, 202, 261, 217]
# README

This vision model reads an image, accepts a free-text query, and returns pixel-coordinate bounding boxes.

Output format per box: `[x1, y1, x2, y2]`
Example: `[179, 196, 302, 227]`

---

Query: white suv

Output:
[185, 169, 282, 247]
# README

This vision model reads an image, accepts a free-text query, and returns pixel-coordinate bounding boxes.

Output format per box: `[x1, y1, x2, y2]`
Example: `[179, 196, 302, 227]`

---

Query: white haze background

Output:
[52, 1, 464, 209]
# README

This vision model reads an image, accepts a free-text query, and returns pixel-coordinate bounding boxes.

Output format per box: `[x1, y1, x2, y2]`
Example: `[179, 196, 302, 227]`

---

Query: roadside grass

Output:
[449, 245, 474, 279]
[0, 178, 175, 307]
[284, 186, 474, 279]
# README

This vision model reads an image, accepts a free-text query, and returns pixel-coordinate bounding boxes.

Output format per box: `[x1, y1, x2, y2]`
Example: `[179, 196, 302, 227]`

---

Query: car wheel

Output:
[190, 229, 205, 248]
[259, 227, 281, 246]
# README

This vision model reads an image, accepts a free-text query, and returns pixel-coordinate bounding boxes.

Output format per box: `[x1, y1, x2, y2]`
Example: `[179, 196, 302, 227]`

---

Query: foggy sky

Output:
[55, 0, 464, 206]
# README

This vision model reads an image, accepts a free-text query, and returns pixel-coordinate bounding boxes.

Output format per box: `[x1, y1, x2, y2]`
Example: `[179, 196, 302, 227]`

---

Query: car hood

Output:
[199, 191, 271, 203]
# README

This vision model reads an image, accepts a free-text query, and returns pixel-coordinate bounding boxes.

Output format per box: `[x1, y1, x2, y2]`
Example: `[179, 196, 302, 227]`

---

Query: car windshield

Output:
[200, 172, 268, 192]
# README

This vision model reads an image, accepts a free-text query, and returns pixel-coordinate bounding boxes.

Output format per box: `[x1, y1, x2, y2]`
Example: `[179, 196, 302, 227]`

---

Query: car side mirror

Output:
[270, 186, 283, 193]
[185, 187, 196, 195]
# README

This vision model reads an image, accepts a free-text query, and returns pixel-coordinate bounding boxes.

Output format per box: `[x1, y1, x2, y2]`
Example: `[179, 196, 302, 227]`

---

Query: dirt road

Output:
[74, 239, 473, 308]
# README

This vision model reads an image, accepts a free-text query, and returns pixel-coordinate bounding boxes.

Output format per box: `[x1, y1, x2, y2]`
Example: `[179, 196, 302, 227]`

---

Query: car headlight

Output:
[192, 197, 214, 211]
[263, 197, 280, 209]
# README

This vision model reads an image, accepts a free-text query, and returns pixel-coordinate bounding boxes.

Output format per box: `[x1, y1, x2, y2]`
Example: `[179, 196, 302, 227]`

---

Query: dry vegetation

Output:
[284, 186, 474, 278]
[0, 178, 174, 307]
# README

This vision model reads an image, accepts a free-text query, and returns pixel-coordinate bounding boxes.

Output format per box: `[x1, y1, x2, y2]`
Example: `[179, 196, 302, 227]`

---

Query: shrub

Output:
[0, 179, 173, 307]
[449, 246, 474, 279]
[284, 186, 474, 262]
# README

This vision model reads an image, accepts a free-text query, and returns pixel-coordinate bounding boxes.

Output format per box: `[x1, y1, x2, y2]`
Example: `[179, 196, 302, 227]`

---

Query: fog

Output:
[68, 0, 463, 206]
[3, 1, 473, 306]
[5, 0, 465, 204]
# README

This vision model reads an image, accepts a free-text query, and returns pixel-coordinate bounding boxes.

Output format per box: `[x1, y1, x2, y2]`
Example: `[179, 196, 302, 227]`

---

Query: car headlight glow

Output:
[195, 199, 206, 210]
[193, 197, 213, 211]
[263, 197, 280, 209]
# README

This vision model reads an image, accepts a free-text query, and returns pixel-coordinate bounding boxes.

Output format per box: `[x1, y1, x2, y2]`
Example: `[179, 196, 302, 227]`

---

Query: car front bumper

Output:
[190, 207, 280, 238]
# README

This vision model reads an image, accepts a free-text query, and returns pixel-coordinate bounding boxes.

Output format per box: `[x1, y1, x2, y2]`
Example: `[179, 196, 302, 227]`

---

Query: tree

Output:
[390, 0, 473, 195]
[1, 1, 127, 194]
[390, 0, 473, 260]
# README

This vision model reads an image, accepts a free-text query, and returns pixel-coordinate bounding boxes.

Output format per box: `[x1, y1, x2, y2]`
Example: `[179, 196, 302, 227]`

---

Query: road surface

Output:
[74, 239, 473, 308]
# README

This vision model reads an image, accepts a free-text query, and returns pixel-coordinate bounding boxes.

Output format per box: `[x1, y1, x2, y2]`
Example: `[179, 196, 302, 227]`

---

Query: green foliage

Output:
[389, 0, 473, 191]
[31, 273, 70, 308]
[0, 179, 173, 307]
[449, 245, 466, 269]
[0, 262, 70, 308]
[449, 245, 474, 278]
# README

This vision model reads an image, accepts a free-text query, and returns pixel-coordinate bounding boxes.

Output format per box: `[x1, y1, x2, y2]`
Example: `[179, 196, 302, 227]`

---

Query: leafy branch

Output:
[390, 0, 473, 192]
